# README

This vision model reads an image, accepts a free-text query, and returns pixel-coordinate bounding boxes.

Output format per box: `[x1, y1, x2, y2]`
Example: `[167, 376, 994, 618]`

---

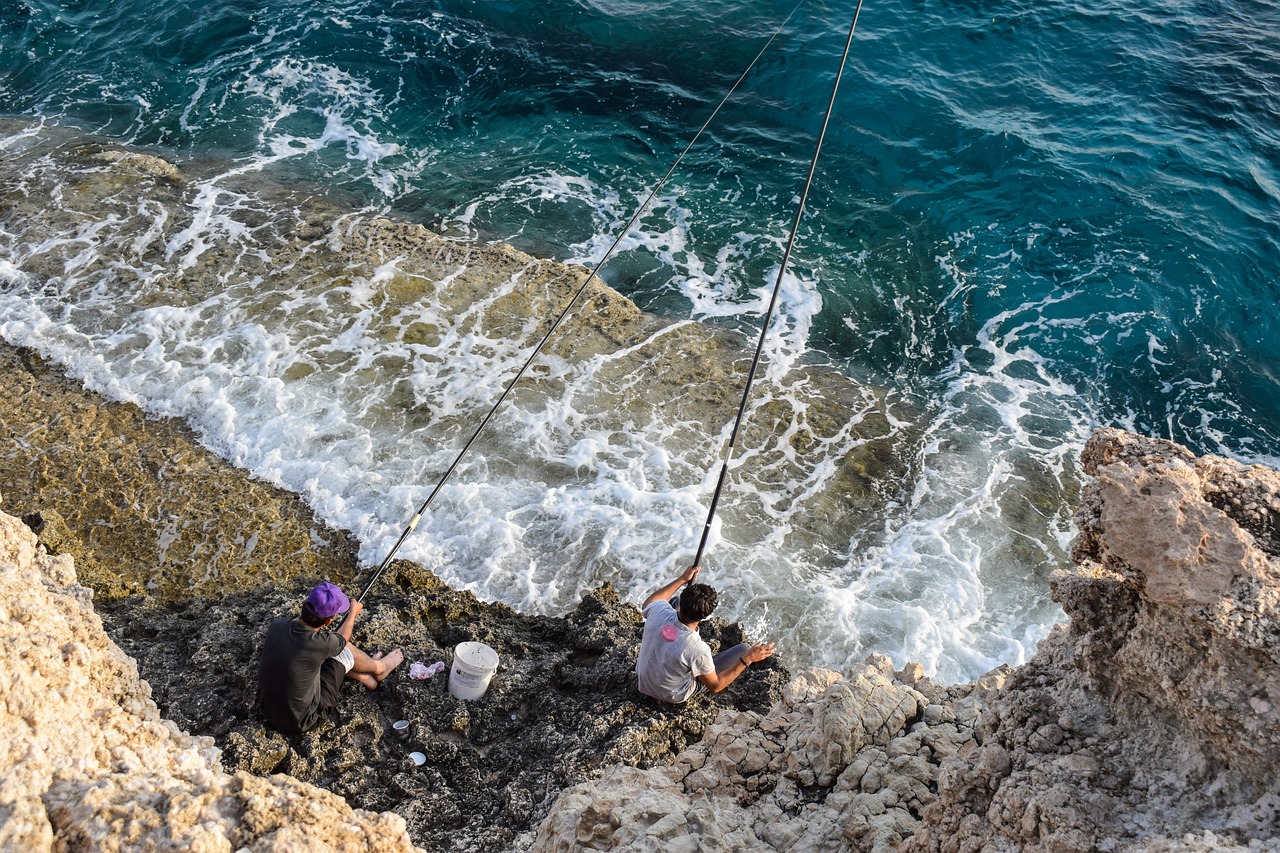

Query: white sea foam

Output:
[0, 128, 1142, 683]
[451, 169, 826, 387]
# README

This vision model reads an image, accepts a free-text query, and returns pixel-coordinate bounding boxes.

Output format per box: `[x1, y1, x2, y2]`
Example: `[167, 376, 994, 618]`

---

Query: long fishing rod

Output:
[356, 1, 808, 602]
[691, 0, 867, 569]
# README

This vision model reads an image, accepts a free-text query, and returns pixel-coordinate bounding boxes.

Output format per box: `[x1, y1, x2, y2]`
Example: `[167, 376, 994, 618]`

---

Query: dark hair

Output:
[299, 602, 331, 628]
[678, 583, 718, 623]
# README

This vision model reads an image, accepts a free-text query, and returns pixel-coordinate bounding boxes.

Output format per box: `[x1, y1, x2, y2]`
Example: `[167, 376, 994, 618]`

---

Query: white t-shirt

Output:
[636, 599, 715, 703]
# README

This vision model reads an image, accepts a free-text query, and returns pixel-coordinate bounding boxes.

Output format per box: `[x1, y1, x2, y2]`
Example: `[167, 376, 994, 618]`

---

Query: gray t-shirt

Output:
[636, 599, 714, 703]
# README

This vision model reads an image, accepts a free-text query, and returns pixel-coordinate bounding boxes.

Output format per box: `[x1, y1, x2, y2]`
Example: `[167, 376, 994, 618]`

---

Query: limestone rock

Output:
[530, 664, 971, 853]
[0, 506, 421, 853]
[909, 428, 1280, 853]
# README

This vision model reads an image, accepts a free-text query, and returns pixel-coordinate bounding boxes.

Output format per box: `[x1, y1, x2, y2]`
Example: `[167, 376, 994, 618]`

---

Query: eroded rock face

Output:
[0, 502, 420, 853]
[529, 429, 1280, 852]
[910, 428, 1280, 853]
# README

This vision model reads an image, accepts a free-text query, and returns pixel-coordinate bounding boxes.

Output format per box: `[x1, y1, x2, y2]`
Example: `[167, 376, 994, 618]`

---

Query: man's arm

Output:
[696, 641, 777, 693]
[335, 599, 363, 643]
[643, 565, 700, 609]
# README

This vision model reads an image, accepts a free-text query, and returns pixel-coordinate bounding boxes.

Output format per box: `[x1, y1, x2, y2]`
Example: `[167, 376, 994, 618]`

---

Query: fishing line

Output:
[691, 0, 867, 569]
[356, 0, 808, 602]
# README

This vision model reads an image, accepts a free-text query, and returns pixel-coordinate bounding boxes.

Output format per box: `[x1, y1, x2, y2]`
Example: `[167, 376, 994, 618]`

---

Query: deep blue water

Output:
[6, 0, 1277, 451]
[3, 0, 1279, 679]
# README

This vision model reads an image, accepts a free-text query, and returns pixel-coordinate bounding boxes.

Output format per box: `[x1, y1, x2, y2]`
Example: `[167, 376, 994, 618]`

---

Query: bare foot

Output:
[350, 672, 378, 691]
[375, 648, 405, 682]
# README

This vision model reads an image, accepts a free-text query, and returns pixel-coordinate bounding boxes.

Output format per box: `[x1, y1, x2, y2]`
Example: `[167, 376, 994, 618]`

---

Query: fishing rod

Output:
[691, 0, 867, 569]
[355, 1, 808, 603]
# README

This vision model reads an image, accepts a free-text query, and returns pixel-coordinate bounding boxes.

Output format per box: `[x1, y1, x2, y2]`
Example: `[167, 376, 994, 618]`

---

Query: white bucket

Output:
[448, 642, 500, 700]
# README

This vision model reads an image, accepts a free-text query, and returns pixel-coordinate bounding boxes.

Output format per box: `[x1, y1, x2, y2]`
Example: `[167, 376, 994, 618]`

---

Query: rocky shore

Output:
[1, 131, 1277, 851]
[1, 341, 788, 851]
[4, 331, 1279, 851]
[531, 428, 1280, 851]
[0, 496, 419, 852]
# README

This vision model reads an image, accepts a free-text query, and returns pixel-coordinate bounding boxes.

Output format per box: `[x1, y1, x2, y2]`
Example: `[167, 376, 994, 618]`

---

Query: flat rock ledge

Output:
[529, 428, 1280, 852]
[0, 497, 419, 853]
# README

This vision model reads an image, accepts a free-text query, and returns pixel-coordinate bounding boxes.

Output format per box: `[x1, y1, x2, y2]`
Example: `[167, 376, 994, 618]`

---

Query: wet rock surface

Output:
[0, 123, 919, 597]
[0, 343, 363, 600]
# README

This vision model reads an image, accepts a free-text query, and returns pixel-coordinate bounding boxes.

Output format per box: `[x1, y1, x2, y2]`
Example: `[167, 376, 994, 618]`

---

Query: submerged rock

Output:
[0, 124, 919, 603]
[0, 344, 363, 601]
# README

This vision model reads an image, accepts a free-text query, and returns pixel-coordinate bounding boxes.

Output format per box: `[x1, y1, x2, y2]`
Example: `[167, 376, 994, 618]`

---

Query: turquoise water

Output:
[2, 0, 1279, 680]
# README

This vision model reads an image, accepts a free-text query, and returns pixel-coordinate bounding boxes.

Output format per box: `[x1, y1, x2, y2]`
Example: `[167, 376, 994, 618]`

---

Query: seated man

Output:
[258, 582, 404, 733]
[636, 565, 775, 704]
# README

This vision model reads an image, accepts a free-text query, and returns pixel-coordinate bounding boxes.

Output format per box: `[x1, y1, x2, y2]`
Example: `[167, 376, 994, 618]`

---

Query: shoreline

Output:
[4, 343, 1279, 849]
[0, 119, 1069, 682]
[0, 338, 790, 850]
[5, 413, 1278, 851]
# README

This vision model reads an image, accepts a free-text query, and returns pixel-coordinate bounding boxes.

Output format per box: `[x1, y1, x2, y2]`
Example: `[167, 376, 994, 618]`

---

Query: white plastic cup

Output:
[409, 751, 426, 766]
[447, 642, 500, 700]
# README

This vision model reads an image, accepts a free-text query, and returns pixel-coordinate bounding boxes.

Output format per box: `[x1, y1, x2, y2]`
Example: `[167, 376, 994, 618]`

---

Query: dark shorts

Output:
[316, 657, 347, 717]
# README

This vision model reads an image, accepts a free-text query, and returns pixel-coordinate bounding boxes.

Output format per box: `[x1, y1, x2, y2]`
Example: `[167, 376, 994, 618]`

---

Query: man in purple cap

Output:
[258, 582, 404, 733]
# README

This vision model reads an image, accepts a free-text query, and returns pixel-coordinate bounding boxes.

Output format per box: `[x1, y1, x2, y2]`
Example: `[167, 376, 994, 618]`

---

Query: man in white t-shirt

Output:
[636, 565, 776, 704]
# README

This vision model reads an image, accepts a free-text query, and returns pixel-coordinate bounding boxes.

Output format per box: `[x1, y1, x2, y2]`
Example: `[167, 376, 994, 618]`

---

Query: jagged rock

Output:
[907, 428, 1280, 853]
[529, 661, 976, 853]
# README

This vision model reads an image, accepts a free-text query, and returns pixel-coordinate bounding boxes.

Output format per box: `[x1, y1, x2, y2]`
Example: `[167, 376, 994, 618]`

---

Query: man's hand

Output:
[644, 564, 702, 608]
[335, 597, 363, 642]
[744, 641, 776, 665]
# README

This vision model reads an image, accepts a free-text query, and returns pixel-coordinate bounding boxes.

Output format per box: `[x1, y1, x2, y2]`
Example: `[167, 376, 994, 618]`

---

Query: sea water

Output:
[1, 0, 1277, 683]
